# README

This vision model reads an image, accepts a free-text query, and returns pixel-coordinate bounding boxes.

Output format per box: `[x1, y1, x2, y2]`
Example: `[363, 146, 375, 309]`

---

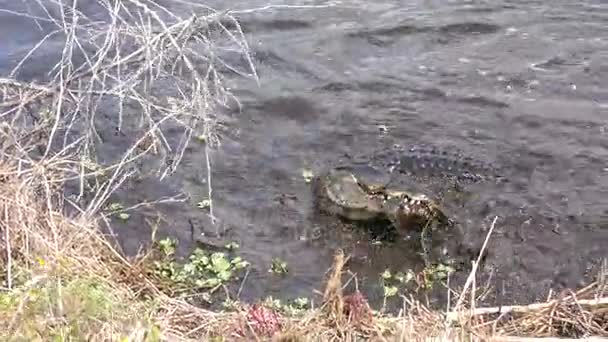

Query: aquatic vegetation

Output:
[153, 238, 249, 291]
[380, 262, 455, 303]
[107, 202, 130, 221]
[302, 169, 315, 183]
[259, 296, 311, 316]
[195, 134, 207, 143]
[196, 199, 212, 209]
[419, 263, 455, 289]
[269, 257, 289, 274]
[224, 241, 240, 250]
[380, 268, 414, 301]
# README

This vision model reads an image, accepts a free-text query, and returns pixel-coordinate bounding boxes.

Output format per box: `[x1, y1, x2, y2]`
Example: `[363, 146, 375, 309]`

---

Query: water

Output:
[1, 0, 607, 308]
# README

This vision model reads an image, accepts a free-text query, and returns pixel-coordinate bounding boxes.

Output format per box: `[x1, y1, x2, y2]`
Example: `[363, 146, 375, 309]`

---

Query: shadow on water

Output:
[1, 0, 607, 309]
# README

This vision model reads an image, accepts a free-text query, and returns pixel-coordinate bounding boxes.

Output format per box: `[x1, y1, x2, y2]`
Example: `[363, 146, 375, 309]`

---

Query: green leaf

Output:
[294, 297, 308, 309]
[302, 169, 314, 183]
[405, 270, 415, 283]
[381, 269, 392, 279]
[190, 249, 210, 268]
[210, 253, 231, 272]
[158, 238, 176, 256]
[232, 259, 249, 270]
[394, 271, 406, 283]
[197, 278, 221, 288]
[195, 134, 207, 143]
[225, 242, 240, 250]
[117, 212, 130, 220]
[270, 258, 288, 274]
[436, 263, 455, 274]
[182, 263, 196, 276]
[197, 199, 211, 209]
[383, 285, 398, 298]
[146, 324, 162, 342]
[109, 202, 124, 211]
[197, 256, 210, 268]
[217, 270, 232, 281]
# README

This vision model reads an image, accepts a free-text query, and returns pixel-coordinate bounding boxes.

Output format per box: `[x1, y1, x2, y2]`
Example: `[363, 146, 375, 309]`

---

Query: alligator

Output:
[311, 164, 451, 239]
[311, 144, 503, 238]
[377, 144, 504, 185]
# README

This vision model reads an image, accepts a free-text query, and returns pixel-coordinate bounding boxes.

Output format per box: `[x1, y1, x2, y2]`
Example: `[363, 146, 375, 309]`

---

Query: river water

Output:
[1, 0, 607, 308]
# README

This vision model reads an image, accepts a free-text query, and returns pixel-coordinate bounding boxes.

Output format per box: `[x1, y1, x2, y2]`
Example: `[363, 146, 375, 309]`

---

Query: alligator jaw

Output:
[385, 192, 451, 236]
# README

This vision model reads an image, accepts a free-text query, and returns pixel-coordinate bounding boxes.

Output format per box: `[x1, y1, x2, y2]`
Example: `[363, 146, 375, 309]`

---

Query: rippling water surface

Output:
[1, 0, 606, 307]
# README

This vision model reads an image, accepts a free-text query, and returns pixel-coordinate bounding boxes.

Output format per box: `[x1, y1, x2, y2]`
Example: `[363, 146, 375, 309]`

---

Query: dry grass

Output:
[0, 0, 607, 341]
[0, 0, 261, 229]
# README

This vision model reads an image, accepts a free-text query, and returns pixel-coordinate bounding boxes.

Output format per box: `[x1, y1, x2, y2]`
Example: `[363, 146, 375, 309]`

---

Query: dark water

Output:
[1, 0, 607, 308]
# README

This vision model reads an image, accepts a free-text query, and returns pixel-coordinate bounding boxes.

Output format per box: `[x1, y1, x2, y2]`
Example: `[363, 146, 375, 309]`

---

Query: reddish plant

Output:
[235, 304, 282, 338]
[343, 292, 374, 325]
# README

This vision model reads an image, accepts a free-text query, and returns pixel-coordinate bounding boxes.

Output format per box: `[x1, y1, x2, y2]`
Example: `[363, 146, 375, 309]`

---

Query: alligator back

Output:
[374, 144, 505, 185]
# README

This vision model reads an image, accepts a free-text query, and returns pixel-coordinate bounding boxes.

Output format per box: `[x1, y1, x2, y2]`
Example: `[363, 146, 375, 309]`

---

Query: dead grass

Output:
[0, 0, 606, 341]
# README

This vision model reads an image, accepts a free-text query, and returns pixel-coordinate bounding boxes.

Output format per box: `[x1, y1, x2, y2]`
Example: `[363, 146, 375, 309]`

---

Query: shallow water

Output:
[1, 0, 607, 308]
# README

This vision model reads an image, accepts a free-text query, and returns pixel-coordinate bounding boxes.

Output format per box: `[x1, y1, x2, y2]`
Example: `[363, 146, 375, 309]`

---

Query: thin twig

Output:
[447, 296, 608, 320]
[453, 216, 499, 313]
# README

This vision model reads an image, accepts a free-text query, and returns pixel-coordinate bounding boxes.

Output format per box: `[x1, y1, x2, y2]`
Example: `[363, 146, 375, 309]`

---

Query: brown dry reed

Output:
[0, 0, 607, 341]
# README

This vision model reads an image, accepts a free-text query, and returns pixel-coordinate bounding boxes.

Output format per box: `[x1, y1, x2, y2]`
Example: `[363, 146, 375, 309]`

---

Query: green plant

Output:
[196, 199, 211, 209]
[292, 297, 309, 310]
[152, 238, 249, 292]
[108, 202, 130, 220]
[269, 258, 288, 274]
[260, 296, 311, 316]
[0, 277, 145, 341]
[224, 242, 240, 250]
[195, 134, 207, 143]
[157, 237, 177, 257]
[302, 169, 314, 183]
[380, 268, 415, 299]
[419, 263, 455, 289]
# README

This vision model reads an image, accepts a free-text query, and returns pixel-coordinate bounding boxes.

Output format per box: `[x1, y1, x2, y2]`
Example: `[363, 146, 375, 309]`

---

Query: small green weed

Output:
[380, 269, 415, 299]
[224, 241, 240, 250]
[196, 199, 211, 209]
[379, 262, 455, 301]
[195, 134, 207, 143]
[302, 169, 314, 183]
[0, 277, 147, 341]
[260, 296, 310, 316]
[269, 258, 288, 274]
[153, 238, 249, 292]
[108, 202, 130, 221]
[419, 263, 455, 289]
